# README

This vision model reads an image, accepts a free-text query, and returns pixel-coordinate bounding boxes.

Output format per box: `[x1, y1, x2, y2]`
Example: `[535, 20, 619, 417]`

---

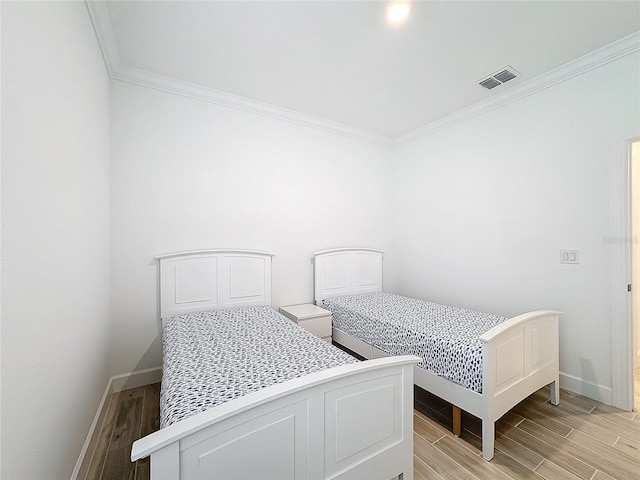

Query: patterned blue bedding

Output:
[321, 292, 508, 393]
[160, 306, 357, 428]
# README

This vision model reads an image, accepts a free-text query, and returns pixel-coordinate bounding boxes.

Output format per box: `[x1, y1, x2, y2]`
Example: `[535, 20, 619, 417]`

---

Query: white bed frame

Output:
[131, 249, 420, 479]
[314, 248, 561, 461]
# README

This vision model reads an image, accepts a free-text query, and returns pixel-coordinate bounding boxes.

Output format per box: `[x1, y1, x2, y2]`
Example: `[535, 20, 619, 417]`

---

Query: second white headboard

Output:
[313, 248, 383, 303]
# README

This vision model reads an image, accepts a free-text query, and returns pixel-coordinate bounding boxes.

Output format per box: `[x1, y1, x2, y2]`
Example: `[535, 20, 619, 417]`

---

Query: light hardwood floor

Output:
[82, 383, 159, 479]
[82, 383, 640, 480]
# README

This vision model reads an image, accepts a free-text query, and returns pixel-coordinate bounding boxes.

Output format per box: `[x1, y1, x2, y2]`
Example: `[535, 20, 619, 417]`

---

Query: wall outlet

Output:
[560, 249, 580, 264]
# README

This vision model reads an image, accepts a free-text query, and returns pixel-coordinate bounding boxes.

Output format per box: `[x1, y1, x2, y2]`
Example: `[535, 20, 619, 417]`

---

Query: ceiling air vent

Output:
[479, 66, 519, 90]
[479, 77, 501, 90]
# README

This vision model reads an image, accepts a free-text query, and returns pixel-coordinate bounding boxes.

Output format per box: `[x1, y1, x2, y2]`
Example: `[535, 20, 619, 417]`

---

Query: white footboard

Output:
[333, 310, 561, 462]
[479, 310, 561, 460]
[131, 356, 420, 479]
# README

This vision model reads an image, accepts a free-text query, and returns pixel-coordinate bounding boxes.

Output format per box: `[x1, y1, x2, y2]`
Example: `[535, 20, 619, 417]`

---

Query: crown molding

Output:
[85, 0, 119, 78]
[112, 62, 395, 147]
[84, 1, 394, 147]
[86, 1, 639, 148]
[393, 31, 640, 146]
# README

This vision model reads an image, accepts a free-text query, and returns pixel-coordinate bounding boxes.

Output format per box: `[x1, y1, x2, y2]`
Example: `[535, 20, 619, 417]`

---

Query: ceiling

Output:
[92, 1, 640, 142]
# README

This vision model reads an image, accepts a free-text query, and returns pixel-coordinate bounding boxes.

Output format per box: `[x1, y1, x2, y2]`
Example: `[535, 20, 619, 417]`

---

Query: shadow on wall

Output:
[113, 257, 163, 392]
[579, 357, 598, 392]
[114, 336, 163, 392]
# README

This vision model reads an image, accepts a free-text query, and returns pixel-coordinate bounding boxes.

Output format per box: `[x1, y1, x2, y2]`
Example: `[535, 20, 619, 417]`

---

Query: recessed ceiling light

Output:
[386, 1, 412, 23]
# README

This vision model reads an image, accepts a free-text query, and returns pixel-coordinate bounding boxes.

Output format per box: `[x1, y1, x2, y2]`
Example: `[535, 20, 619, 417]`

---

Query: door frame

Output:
[611, 132, 638, 410]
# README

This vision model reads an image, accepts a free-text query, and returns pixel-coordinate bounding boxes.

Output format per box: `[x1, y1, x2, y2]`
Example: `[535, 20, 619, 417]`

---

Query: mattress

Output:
[160, 306, 357, 428]
[320, 292, 508, 393]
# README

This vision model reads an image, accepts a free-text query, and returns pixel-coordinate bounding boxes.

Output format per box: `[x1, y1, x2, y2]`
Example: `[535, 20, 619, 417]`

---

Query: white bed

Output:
[130, 249, 419, 479]
[314, 248, 561, 461]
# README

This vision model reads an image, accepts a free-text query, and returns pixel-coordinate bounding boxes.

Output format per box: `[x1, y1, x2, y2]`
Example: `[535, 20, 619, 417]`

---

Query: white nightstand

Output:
[279, 304, 332, 343]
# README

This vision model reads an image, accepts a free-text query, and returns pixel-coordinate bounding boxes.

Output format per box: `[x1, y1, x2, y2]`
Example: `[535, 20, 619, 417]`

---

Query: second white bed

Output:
[314, 247, 561, 461]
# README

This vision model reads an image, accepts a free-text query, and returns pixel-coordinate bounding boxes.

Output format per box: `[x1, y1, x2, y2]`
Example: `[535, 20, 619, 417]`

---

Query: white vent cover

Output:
[479, 66, 519, 90]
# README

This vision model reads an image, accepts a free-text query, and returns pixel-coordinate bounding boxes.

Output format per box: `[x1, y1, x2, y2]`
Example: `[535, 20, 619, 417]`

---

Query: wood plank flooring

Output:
[83, 383, 160, 479]
[82, 382, 640, 480]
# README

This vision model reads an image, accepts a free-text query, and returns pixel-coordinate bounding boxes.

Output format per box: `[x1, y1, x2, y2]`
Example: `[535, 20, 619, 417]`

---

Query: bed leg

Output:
[481, 420, 495, 461]
[550, 379, 560, 405]
[452, 406, 462, 436]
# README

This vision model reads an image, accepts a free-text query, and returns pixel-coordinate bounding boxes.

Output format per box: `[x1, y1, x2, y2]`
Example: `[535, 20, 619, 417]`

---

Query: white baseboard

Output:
[559, 371, 614, 406]
[111, 366, 162, 392]
[71, 366, 162, 479]
[70, 380, 112, 480]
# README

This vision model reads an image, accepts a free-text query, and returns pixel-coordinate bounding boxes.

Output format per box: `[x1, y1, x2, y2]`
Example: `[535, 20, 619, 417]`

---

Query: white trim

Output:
[0, 2, 4, 476]
[71, 381, 112, 480]
[156, 249, 274, 260]
[396, 32, 640, 145]
[610, 132, 638, 411]
[83, 0, 394, 147]
[313, 247, 384, 256]
[84, 0, 118, 77]
[111, 366, 163, 393]
[85, 2, 639, 146]
[559, 371, 613, 406]
[113, 63, 395, 147]
[71, 367, 163, 479]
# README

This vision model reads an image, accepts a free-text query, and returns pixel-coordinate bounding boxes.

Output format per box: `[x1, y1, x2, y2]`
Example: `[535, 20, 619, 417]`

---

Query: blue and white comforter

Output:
[160, 306, 357, 428]
[321, 292, 507, 393]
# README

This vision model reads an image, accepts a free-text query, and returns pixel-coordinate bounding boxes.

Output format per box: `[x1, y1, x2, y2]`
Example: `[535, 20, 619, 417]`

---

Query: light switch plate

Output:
[560, 249, 580, 264]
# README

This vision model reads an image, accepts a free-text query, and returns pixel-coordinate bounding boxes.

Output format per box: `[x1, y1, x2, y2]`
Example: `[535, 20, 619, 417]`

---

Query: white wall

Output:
[392, 52, 640, 402]
[1, 2, 111, 478]
[109, 81, 394, 375]
[110, 50, 640, 401]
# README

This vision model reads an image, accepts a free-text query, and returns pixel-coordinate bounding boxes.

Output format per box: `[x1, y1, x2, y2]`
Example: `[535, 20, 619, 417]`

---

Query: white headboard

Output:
[157, 249, 274, 320]
[314, 248, 383, 303]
